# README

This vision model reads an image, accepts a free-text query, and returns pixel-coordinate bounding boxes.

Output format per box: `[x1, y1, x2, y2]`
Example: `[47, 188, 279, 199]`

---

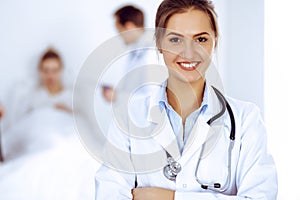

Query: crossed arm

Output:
[132, 187, 174, 200]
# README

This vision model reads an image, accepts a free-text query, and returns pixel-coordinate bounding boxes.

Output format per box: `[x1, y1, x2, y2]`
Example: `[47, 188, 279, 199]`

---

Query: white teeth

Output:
[180, 62, 198, 68]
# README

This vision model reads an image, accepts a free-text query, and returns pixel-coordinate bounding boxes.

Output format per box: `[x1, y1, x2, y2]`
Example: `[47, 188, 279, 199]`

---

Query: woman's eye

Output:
[196, 37, 208, 43]
[169, 37, 181, 43]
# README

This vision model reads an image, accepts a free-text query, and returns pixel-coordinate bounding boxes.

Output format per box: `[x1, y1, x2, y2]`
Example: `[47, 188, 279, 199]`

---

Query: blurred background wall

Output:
[0, 0, 264, 111]
[0, 0, 299, 199]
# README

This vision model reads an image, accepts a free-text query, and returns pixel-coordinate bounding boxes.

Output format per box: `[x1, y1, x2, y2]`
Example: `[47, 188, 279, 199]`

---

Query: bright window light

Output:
[265, 0, 300, 199]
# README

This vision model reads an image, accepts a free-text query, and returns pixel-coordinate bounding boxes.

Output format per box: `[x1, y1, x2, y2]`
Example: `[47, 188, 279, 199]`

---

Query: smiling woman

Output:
[159, 9, 217, 124]
[160, 10, 215, 90]
[95, 0, 278, 199]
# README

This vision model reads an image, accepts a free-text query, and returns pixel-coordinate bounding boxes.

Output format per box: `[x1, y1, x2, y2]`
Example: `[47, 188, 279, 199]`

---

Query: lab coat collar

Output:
[181, 85, 223, 160]
[146, 81, 222, 160]
[146, 81, 167, 123]
[147, 81, 218, 123]
[143, 81, 180, 159]
[159, 82, 209, 116]
[152, 110, 181, 161]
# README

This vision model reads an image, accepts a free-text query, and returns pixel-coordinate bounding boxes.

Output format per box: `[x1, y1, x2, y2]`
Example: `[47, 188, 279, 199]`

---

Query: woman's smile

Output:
[177, 61, 201, 71]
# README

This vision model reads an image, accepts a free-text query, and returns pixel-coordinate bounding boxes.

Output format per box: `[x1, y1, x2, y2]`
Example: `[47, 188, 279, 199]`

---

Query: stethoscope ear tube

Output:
[207, 86, 226, 126]
[225, 100, 235, 140]
[210, 86, 235, 141]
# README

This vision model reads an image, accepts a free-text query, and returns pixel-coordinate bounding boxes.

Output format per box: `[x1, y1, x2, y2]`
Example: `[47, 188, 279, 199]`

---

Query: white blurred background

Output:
[0, 0, 299, 199]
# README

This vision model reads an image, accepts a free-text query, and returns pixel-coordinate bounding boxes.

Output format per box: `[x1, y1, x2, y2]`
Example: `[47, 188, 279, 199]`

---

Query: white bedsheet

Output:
[0, 107, 100, 200]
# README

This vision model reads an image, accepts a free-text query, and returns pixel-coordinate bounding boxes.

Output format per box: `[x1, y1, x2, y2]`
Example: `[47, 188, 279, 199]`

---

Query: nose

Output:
[180, 40, 197, 60]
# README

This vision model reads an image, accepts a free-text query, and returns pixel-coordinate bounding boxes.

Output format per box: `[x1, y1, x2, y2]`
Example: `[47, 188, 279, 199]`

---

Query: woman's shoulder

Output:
[125, 86, 163, 125]
[225, 96, 264, 131]
[59, 87, 73, 97]
[226, 96, 261, 114]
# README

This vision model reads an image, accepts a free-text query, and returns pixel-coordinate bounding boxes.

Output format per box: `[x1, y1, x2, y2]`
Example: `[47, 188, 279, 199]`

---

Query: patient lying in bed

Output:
[3, 48, 73, 160]
[0, 48, 99, 200]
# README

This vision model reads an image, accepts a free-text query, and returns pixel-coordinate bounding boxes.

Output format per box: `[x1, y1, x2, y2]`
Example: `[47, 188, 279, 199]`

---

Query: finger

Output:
[131, 188, 141, 200]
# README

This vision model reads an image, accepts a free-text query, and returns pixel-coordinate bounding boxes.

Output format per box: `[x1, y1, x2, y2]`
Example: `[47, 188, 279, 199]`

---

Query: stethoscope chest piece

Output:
[163, 156, 182, 181]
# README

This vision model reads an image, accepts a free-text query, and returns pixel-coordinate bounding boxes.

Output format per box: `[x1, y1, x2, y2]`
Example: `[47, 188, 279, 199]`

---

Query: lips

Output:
[177, 61, 201, 71]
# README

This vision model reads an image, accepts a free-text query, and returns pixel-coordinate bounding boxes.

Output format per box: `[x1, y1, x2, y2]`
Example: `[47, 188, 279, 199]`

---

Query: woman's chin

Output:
[170, 71, 204, 84]
[45, 81, 59, 87]
[168, 66, 206, 83]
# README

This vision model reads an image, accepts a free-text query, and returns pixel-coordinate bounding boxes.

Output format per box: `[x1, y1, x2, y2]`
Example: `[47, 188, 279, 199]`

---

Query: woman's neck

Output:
[46, 83, 63, 95]
[166, 78, 205, 123]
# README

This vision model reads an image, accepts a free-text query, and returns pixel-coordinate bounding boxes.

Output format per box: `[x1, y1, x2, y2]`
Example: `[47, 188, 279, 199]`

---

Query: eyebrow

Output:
[166, 32, 210, 37]
[166, 32, 184, 37]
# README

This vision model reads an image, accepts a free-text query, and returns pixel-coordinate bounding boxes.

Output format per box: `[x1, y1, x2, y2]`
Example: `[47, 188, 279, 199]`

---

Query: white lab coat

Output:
[95, 85, 278, 199]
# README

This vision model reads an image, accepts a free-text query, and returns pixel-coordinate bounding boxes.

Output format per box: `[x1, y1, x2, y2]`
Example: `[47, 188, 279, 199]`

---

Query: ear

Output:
[156, 42, 163, 54]
[214, 36, 218, 49]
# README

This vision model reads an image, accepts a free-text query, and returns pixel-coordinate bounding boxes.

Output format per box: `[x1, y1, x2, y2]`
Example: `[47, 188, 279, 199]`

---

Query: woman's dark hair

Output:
[155, 0, 218, 48]
[39, 48, 62, 69]
[114, 5, 144, 28]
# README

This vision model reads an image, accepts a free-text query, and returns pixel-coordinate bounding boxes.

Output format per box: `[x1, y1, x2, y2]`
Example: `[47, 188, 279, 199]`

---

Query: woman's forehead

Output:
[165, 9, 214, 37]
[40, 58, 61, 69]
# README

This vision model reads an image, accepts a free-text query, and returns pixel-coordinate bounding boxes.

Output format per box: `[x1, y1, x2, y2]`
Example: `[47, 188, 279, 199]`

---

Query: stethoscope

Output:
[163, 86, 236, 192]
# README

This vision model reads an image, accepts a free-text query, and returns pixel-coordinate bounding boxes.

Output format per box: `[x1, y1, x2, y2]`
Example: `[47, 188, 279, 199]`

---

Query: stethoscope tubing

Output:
[164, 86, 236, 192]
[132, 86, 236, 192]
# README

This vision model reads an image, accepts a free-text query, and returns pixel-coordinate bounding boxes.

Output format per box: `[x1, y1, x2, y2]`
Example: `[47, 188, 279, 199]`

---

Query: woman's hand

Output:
[55, 103, 72, 113]
[132, 187, 174, 200]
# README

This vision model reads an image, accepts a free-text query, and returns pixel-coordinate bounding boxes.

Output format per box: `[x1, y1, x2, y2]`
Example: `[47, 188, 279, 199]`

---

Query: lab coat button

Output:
[182, 184, 187, 188]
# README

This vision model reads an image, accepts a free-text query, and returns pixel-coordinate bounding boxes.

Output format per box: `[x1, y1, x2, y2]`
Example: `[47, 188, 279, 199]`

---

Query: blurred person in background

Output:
[28, 48, 72, 113]
[2, 47, 73, 160]
[0, 47, 98, 200]
[5, 48, 73, 127]
[0, 103, 4, 119]
[101, 5, 159, 102]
